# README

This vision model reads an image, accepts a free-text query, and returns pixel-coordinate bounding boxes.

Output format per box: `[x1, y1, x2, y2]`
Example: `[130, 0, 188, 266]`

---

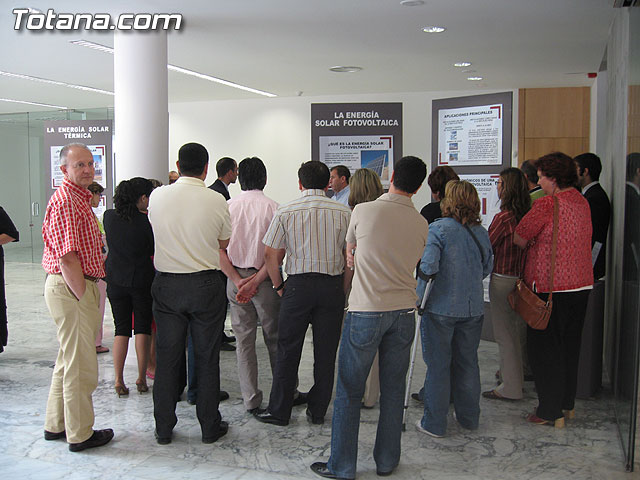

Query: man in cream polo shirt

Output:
[148, 142, 232, 446]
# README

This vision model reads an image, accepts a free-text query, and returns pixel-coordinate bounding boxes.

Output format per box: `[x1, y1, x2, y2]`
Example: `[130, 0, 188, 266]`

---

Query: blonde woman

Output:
[347, 168, 384, 409]
[415, 180, 493, 437]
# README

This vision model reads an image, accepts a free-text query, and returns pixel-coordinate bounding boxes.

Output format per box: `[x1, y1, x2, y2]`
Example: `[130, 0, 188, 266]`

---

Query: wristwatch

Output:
[273, 282, 285, 292]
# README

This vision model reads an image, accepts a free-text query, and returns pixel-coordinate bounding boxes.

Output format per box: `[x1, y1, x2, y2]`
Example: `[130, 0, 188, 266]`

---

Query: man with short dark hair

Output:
[329, 165, 351, 206]
[520, 160, 545, 202]
[575, 153, 611, 280]
[255, 161, 351, 426]
[168, 170, 179, 184]
[42, 143, 114, 452]
[148, 142, 232, 445]
[310, 156, 428, 480]
[219, 157, 280, 414]
[209, 157, 238, 200]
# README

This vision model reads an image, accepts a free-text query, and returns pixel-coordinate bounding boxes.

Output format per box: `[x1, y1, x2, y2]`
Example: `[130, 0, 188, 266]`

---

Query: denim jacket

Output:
[416, 217, 493, 317]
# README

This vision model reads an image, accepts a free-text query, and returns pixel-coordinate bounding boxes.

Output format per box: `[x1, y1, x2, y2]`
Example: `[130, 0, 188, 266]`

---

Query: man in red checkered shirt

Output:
[41, 143, 114, 452]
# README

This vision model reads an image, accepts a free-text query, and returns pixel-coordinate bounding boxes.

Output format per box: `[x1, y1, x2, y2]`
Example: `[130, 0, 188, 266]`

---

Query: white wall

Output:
[169, 88, 518, 210]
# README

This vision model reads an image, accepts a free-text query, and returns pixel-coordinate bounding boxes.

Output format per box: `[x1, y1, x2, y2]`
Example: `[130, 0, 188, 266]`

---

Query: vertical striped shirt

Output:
[42, 177, 105, 278]
[488, 210, 523, 277]
[262, 189, 351, 275]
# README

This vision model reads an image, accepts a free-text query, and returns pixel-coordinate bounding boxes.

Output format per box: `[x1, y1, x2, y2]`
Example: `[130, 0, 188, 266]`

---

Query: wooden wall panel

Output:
[519, 87, 591, 163]
[629, 85, 640, 154]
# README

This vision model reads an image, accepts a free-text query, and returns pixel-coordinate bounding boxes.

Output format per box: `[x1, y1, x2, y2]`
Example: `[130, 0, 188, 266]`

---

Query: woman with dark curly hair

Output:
[420, 166, 460, 224]
[104, 177, 155, 396]
[514, 152, 593, 427]
[483, 168, 530, 401]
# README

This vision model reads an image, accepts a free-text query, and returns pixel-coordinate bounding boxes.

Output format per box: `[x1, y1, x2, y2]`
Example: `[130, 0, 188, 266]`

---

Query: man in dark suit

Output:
[208, 157, 238, 201]
[575, 153, 611, 280]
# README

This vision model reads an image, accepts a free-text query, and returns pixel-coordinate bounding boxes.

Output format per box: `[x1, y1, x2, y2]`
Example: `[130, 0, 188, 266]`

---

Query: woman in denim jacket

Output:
[415, 180, 493, 438]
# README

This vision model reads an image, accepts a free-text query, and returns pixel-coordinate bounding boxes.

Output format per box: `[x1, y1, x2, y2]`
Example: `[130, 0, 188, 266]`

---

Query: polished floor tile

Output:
[0, 262, 636, 479]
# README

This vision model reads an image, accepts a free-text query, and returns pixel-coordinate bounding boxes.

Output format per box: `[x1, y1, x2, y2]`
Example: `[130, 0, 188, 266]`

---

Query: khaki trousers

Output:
[489, 273, 525, 399]
[44, 274, 100, 443]
[227, 269, 280, 410]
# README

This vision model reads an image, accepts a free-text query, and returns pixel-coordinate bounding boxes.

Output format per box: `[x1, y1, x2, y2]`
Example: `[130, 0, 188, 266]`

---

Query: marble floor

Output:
[0, 262, 636, 480]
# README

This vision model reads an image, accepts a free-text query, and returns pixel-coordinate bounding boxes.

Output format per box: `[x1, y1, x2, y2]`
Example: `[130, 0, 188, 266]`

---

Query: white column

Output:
[113, 30, 168, 185]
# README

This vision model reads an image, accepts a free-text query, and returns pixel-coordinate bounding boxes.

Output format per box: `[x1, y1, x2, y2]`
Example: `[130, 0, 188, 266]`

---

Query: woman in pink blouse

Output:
[483, 168, 530, 401]
[514, 152, 593, 428]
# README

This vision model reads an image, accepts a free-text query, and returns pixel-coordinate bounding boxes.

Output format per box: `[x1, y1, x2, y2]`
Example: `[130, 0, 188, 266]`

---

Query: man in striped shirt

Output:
[42, 143, 114, 452]
[255, 161, 351, 426]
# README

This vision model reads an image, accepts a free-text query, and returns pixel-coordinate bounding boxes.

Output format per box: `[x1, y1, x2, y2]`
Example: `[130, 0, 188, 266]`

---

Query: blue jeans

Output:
[420, 312, 483, 436]
[327, 309, 415, 479]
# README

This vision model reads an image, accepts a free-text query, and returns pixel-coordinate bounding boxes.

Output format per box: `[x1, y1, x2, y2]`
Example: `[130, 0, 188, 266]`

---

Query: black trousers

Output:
[267, 273, 344, 421]
[151, 270, 226, 438]
[0, 254, 6, 352]
[527, 290, 590, 421]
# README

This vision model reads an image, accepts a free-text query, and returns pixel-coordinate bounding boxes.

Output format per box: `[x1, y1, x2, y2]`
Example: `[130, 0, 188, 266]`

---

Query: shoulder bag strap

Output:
[548, 196, 559, 305]
[463, 224, 485, 265]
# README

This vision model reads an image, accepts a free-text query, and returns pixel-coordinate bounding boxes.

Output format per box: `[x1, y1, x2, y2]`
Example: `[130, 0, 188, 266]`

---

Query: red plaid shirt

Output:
[488, 210, 523, 276]
[42, 177, 105, 278]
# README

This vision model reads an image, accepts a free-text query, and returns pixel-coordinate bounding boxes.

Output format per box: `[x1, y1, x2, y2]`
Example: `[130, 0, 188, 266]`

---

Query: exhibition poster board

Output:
[44, 120, 113, 217]
[311, 103, 402, 188]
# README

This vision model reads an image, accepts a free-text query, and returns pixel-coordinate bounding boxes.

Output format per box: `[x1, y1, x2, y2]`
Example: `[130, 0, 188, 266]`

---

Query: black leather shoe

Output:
[44, 430, 66, 441]
[219, 390, 230, 401]
[68, 429, 114, 452]
[154, 430, 171, 445]
[310, 462, 353, 480]
[220, 342, 236, 351]
[254, 410, 289, 426]
[202, 421, 228, 444]
[411, 393, 423, 402]
[247, 407, 266, 415]
[293, 391, 308, 406]
[306, 408, 324, 425]
[376, 468, 394, 476]
[222, 334, 236, 343]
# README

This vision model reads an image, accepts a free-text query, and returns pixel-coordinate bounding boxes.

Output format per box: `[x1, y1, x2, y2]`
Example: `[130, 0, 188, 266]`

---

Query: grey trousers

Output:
[227, 269, 280, 410]
[489, 273, 525, 399]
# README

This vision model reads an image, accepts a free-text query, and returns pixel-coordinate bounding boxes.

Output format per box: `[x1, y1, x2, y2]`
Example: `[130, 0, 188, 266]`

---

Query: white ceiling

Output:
[0, 0, 616, 114]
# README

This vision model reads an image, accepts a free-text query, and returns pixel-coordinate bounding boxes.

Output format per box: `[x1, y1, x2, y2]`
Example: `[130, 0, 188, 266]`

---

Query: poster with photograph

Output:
[438, 104, 503, 167]
[460, 173, 501, 303]
[50, 144, 106, 189]
[311, 103, 402, 188]
[319, 135, 393, 183]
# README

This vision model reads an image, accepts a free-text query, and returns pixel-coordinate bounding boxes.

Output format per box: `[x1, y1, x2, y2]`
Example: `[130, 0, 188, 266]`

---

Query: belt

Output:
[49, 273, 100, 282]
[157, 269, 219, 277]
[288, 272, 340, 279]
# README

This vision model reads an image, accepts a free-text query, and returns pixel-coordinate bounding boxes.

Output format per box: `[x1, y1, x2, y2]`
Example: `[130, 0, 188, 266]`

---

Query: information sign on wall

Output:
[311, 103, 402, 187]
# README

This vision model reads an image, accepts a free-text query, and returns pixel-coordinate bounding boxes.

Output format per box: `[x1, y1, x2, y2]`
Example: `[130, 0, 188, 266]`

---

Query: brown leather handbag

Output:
[508, 196, 558, 330]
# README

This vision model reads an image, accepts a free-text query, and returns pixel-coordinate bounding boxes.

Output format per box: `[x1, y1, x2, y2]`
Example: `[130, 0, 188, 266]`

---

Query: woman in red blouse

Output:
[483, 168, 530, 401]
[514, 152, 593, 428]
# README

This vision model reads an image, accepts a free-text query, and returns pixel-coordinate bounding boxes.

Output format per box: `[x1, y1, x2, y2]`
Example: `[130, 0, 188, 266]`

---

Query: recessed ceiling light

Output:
[422, 26, 446, 33]
[0, 70, 114, 95]
[400, 0, 425, 6]
[70, 40, 277, 98]
[0, 97, 68, 109]
[467, 76, 483, 81]
[454, 62, 472, 67]
[329, 66, 363, 73]
[462, 69, 476, 73]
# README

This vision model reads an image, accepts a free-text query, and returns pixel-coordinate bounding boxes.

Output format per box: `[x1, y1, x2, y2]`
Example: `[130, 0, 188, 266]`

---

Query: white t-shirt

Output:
[148, 176, 232, 273]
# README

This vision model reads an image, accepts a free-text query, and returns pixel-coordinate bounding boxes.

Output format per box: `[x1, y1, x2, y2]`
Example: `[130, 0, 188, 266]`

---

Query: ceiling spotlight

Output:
[400, 0, 425, 6]
[422, 26, 446, 33]
[329, 66, 363, 73]
[462, 69, 476, 73]
[454, 62, 472, 67]
[467, 76, 483, 81]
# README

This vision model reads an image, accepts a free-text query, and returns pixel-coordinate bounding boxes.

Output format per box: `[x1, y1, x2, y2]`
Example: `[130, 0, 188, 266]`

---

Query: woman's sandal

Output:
[481, 389, 516, 401]
[136, 381, 149, 393]
[526, 412, 564, 428]
[115, 384, 129, 397]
